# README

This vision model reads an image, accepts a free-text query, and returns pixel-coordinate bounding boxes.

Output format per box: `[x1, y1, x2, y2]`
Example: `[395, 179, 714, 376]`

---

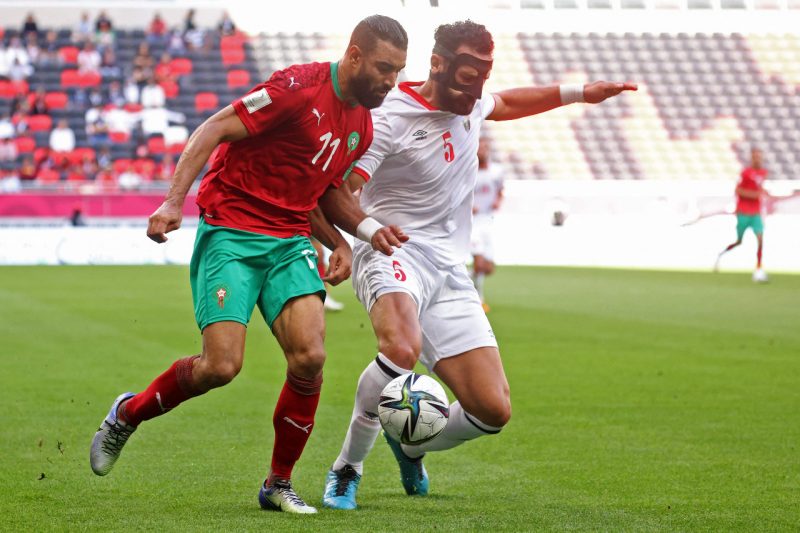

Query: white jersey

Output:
[353, 82, 496, 268]
[473, 164, 504, 216]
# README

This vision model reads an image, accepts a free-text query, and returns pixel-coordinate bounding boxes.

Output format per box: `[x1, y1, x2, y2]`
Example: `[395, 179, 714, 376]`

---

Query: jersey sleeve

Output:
[352, 107, 393, 183]
[232, 80, 305, 137]
[480, 92, 497, 120]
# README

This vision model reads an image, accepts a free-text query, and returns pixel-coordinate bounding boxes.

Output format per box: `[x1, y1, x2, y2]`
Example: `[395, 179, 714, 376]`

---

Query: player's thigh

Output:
[271, 293, 326, 378]
[434, 345, 511, 427]
[190, 219, 267, 331]
[198, 321, 247, 380]
[369, 291, 423, 368]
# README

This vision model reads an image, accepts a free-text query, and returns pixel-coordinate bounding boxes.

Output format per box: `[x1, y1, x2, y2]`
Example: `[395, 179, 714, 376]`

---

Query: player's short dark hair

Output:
[434, 20, 494, 55]
[350, 15, 408, 53]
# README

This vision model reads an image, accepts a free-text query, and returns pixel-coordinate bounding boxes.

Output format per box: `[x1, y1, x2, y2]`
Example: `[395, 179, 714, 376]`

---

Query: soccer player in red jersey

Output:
[715, 148, 770, 281]
[90, 15, 408, 514]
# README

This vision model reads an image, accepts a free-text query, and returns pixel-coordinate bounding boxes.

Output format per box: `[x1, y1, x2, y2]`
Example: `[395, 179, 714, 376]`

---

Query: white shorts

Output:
[352, 242, 498, 372]
[470, 214, 494, 261]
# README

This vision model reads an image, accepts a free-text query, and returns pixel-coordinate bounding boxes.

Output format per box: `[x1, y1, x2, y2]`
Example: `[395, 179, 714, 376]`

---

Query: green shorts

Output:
[190, 218, 325, 330]
[736, 214, 764, 240]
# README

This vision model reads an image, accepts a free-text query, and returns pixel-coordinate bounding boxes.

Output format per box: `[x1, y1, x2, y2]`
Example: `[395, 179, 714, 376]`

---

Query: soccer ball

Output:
[752, 269, 769, 283]
[378, 373, 449, 445]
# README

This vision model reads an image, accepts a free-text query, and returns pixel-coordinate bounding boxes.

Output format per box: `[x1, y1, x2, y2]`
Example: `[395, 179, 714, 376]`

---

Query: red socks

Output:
[268, 372, 322, 483]
[757, 244, 763, 268]
[121, 356, 202, 427]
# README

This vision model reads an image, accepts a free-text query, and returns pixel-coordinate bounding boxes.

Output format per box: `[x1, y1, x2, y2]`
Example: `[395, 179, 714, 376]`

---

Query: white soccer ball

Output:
[379, 373, 449, 445]
[752, 269, 769, 283]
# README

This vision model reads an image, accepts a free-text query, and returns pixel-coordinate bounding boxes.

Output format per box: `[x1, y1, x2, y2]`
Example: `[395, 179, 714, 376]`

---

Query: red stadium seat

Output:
[195, 92, 219, 112]
[33, 147, 50, 163]
[226, 69, 250, 88]
[169, 57, 193, 76]
[220, 34, 246, 51]
[147, 136, 166, 154]
[37, 168, 60, 183]
[124, 103, 143, 112]
[0, 81, 14, 98]
[113, 158, 132, 174]
[59, 46, 80, 64]
[221, 48, 246, 65]
[78, 71, 102, 87]
[109, 131, 130, 143]
[27, 115, 53, 132]
[44, 92, 69, 110]
[159, 80, 179, 98]
[67, 171, 87, 183]
[68, 147, 96, 165]
[133, 158, 156, 179]
[61, 69, 81, 87]
[167, 142, 186, 155]
[15, 136, 36, 153]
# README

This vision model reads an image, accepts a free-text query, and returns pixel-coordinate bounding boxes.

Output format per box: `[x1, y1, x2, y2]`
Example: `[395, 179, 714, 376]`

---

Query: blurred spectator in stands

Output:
[0, 137, 18, 162]
[11, 99, 31, 134]
[0, 169, 22, 193]
[218, 11, 237, 36]
[81, 153, 99, 180]
[19, 155, 37, 181]
[167, 28, 185, 55]
[86, 103, 110, 147]
[78, 41, 101, 74]
[70, 206, 87, 227]
[21, 13, 39, 39]
[183, 9, 197, 34]
[0, 113, 14, 139]
[156, 152, 176, 181]
[25, 32, 41, 65]
[75, 12, 93, 44]
[96, 145, 112, 168]
[29, 86, 49, 115]
[183, 9, 207, 51]
[107, 80, 126, 107]
[6, 37, 31, 73]
[66, 163, 87, 185]
[123, 74, 140, 104]
[155, 52, 176, 84]
[50, 119, 76, 153]
[118, 163, 144, 190]
[94, 19, 116, 54]
[148, 13, 168, 46]
[9, 57, 33, 81]
[140, 106, 185, 138]
[39, 30, 59, 66]
[133, 43, 155, 80]
[103, 102, 137, 139]
[141, 77, 166, 108]
[99, 47, 121, 78]
[87, 87, 104, 108]
[96, 163, 114, 187]
[95, 10, 113, 32]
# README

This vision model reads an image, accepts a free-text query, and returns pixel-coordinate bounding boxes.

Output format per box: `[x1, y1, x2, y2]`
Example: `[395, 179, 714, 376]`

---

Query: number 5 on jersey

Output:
[312, 131, 340, 171]
[442, 131, 455, 163]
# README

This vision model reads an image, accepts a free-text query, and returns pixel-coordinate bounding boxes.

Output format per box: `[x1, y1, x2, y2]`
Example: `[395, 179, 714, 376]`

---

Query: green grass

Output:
[1, 266, 798, 532]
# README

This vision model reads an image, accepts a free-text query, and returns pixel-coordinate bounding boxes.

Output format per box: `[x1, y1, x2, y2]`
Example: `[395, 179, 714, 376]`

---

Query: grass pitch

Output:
[1, 266, 798, 532]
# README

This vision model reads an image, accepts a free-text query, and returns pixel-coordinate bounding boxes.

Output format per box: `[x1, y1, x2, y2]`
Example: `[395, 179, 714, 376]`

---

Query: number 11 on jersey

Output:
[312, 131, 340, 171]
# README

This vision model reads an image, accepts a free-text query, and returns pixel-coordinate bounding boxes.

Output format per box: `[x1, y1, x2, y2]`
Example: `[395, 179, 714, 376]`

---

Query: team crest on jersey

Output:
[347, 131, 360, 154]
[215, 285, 230, 309]
[463, 118, 471, 132]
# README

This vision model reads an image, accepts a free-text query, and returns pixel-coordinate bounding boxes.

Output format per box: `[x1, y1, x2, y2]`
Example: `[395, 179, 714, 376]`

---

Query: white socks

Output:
[332, 353, 410, 474]
[401, 401, 502, 458]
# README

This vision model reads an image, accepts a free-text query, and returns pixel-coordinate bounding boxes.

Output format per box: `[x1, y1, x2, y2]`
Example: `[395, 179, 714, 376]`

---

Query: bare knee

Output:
[286, 345, 326, 379]
[195, 354, 242, 389]
[379, 338, 420, 370]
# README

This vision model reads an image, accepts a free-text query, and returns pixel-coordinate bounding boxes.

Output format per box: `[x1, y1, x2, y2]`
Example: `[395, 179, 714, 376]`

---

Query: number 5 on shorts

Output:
[392, 260, 406, 282]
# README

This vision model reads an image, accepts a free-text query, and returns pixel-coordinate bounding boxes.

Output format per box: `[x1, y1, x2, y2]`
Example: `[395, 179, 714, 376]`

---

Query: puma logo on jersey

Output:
[288, 77, 300, 88]
[412, 129, 428, 140]
[283, 417, 312, 433]
[312, 108, 325, 125]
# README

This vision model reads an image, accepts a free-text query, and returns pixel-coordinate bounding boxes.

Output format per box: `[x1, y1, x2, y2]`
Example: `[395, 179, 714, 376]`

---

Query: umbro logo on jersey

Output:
[412, 129, 428, 140]
[312, 108, 325, 125]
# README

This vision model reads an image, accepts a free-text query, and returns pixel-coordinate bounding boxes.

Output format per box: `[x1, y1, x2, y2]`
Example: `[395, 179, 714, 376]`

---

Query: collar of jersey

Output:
[330, 62, 357, 108]
[399, 81, 439, 111]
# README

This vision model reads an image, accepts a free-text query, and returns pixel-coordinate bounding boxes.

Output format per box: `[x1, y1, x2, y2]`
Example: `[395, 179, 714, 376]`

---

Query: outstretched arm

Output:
[147, 105, 248, 242]
[317, 184, 408, 256]
[488, 81, 638, 121]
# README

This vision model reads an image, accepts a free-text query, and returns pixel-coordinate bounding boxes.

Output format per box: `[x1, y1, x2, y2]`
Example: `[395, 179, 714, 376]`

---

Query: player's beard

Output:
[436, 83, 477, 116]
[351, 75, 391, 109]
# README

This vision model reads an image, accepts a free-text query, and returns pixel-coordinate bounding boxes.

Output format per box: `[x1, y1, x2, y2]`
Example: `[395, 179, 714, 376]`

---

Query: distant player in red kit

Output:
[90, 15, 408, 514]
[715, 148, 770, 281]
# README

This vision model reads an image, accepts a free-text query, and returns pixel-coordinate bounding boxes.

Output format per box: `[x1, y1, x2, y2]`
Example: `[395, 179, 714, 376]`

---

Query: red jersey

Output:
[196, 62, 373, 237]
[736, 167, 767, 215]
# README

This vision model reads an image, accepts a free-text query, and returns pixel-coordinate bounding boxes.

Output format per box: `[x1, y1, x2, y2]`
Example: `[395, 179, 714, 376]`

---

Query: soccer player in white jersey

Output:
[470, 136, 504, 312]
[318, 20, 637, 510]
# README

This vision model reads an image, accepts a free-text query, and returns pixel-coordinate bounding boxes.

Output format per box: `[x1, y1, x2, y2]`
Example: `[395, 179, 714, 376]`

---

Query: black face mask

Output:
[430, 45, 493, 100]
